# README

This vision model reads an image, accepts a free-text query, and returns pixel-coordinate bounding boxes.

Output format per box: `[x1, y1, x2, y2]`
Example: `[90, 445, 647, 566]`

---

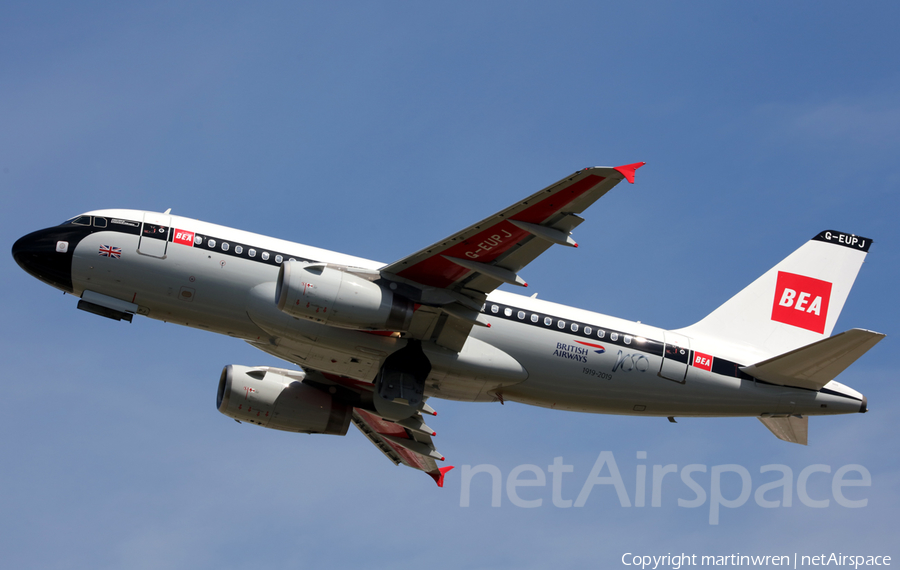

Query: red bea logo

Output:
[173, 229, 194, 247]
[770, 271, 832, 334]
[693, 352, 713, 371]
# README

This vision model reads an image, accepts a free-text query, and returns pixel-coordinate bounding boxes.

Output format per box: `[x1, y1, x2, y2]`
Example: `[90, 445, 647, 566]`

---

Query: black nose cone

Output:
[12, 227, 77, 293]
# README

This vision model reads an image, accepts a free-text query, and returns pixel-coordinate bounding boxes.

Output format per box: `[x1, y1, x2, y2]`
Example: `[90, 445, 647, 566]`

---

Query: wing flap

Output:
[741, 328, 885, 390]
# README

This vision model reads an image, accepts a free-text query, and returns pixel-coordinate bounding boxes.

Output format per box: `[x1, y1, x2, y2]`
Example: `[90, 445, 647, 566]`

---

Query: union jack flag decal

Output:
[98, 245, 121, 259]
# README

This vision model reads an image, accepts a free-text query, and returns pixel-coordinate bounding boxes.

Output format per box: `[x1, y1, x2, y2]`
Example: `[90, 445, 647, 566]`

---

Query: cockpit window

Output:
[72, 216, 91, 226]
[93, 217, 107, 228]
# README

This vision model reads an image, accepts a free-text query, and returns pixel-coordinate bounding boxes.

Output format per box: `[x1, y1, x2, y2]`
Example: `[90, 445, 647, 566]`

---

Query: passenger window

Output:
[73, 216, 91, 226]
[248, 248, 256, 258]
[208, 239, 217, 248]
[544, 317, 552, 326]
[275, 254, 283, 264]
[557, 320, 565, 329]
[221, 243, 229, 251]
[584, 326, 592, 335]
[261, 252, 270, 261]
[624, 335, 632, 345]
[93, 217, 107, 228]
[531, 314, 539, 323]
[611, 333, 619, 341]
[598, 330, 605, 338]
[517, 311, 526, 320]
[571, 323, 579, 332]
[194, 235, 202, 245]
[491, 305, 499, 314]
[504, 308, 512, 317]
[235, 245, 243, 255]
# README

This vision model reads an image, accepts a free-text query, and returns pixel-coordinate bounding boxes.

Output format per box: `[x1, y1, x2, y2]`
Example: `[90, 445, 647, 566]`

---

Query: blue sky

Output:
[2, 2, 898, 568]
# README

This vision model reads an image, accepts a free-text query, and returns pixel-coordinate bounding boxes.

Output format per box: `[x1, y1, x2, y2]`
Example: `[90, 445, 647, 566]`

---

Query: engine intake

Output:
[217, 365, 351, 435]
[275, 260, 413, 331]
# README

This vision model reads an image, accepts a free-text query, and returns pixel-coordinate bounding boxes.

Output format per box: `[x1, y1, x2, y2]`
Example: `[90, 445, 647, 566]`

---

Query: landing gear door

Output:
[138, 212, 171, 258]
[660, 331, 690, 383]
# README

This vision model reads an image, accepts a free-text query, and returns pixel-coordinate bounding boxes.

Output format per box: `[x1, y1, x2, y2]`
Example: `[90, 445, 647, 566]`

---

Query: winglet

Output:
[429, 466, 455, 487]
[613, 162, 645, 184]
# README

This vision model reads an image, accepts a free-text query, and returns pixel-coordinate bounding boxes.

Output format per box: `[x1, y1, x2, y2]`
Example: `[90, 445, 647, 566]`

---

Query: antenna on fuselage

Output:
[163, 208, 172, 214]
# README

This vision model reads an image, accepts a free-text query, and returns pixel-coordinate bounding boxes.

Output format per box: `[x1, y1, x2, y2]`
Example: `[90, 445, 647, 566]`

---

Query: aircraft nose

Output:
[12, 227, 76, 293]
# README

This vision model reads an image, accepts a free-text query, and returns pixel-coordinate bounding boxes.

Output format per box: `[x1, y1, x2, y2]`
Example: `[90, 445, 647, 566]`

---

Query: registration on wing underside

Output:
[377, 167, 637, 351]
[381, 167, 636, 293]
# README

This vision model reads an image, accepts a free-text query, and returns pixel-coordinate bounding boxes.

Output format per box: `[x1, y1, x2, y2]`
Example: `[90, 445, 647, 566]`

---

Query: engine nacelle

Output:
[275, 260, 414, 331]
[217, 365, 351, 435]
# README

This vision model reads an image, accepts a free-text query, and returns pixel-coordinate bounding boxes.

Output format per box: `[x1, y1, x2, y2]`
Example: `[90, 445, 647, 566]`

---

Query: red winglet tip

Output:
[613, 162, 646, 184]
[431, 431, 437, 436]
[431, 465, 455, 488]
[523, 282, 529, 287]
[573, 243, 579, 248]
[486, 323, 491, 328]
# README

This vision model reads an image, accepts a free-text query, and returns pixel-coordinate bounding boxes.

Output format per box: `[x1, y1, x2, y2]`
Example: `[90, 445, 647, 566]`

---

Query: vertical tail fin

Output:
[678, 230, 871, 359]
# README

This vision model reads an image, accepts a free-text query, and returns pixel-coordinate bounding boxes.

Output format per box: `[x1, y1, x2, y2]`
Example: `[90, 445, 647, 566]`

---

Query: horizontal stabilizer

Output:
[741, 329, 884, 391]
[758, 415, 808, 445]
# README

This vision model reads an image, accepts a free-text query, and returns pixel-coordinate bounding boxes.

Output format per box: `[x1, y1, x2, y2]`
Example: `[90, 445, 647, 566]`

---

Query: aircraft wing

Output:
[272, 367, 454, 485]
[382, 163, 643, 350]
[352, 408, 453, 486]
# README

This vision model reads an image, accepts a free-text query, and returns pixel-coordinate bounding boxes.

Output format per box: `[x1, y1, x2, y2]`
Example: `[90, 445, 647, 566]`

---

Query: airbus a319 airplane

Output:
[13, 163, 883, 486]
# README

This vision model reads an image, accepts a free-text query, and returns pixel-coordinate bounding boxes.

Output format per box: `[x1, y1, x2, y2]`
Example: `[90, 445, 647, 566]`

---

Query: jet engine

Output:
[217, 365, 351, 435]
[275, 260, 414, 331]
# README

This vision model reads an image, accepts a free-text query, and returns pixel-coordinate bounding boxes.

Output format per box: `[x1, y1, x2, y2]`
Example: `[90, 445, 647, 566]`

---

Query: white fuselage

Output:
[67, 209, 863, 418]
